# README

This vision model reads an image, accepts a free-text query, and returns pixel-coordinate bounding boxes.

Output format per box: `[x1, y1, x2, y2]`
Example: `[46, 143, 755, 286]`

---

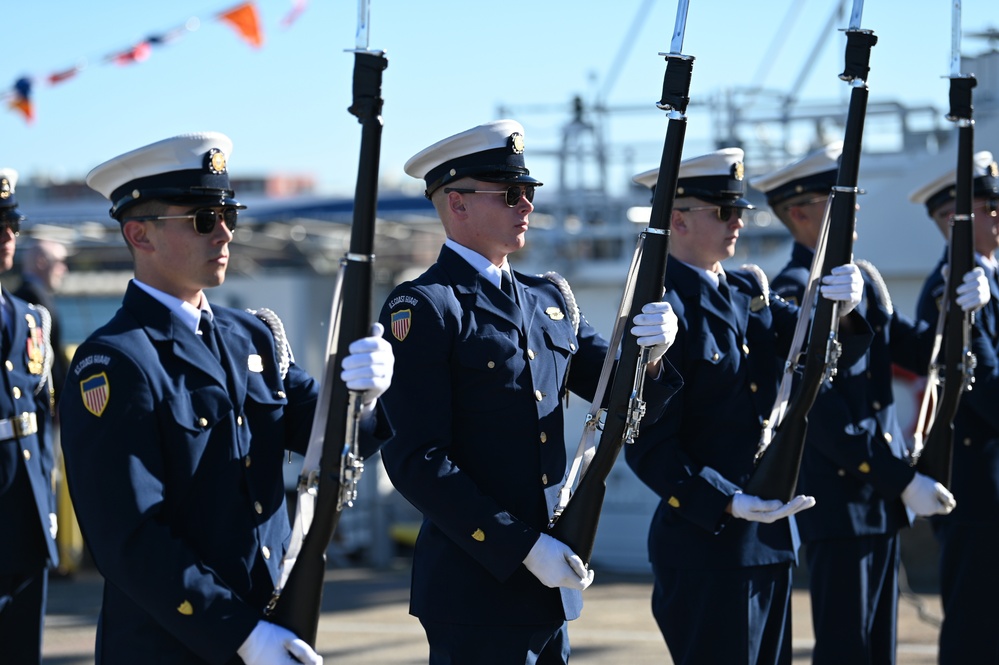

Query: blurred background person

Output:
[15, 239, 69, 403]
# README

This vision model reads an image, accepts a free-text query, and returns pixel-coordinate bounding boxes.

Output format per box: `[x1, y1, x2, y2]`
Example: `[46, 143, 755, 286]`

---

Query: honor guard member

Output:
[378, 119, 682, 664]
[59, 133, 394, 665]
[624, 148, 872, 665]
[910, 150, 999, 665]
[0, 168, 58, 665]
[751, 143, 983, 664]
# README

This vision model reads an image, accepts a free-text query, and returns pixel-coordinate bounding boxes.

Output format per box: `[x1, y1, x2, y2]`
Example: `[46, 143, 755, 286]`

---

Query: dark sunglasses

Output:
[443, 185, 536, 207]
[674, 204, 739, 222]
[129, 207, 239, 235]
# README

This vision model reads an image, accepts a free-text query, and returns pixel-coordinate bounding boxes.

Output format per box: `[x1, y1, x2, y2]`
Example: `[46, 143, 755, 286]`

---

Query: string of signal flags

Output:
[2, 0, 308, 124]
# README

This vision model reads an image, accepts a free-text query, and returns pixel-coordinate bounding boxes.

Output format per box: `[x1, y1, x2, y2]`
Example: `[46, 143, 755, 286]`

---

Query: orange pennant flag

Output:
[9, 97, 34, 123]
[9, 77, 34, 123]
[219, 2, 264, 48]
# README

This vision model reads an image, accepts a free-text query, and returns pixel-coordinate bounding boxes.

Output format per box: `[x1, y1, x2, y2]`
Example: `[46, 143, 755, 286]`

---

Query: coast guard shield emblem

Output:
[81, 373, 110, 417]
[391, 309, 412, 341]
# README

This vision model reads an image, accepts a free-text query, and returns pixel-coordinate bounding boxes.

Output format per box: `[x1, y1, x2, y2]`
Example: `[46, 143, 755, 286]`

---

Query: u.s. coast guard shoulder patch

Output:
[81, 372, 110, 417]
[391, 309, 412, 341]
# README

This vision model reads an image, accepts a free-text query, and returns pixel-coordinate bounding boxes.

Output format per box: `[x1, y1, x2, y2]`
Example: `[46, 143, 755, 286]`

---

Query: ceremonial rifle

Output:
[266, 0, 387, 646]
[913, 1, 977, 489]
[547, 0, 694, 565]
[745, 0, 876, 502]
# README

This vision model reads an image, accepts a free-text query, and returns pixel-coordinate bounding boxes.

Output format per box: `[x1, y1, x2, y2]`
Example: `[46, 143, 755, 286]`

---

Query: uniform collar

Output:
[444, 238, 509, 289]
[132, 279, 214, 335]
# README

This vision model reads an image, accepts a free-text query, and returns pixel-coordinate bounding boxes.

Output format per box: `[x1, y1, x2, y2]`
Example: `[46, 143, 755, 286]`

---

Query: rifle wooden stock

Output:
[268, 50, 387, 646]
[916, 77, 977, 488]
[745, 30, 876, 502]
[548, 53, 692, 564]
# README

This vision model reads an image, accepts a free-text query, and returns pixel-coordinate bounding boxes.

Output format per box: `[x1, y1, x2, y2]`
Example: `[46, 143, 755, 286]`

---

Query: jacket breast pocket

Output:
[453, 333, 522, 412]
[159, 385, 234, 479]
[243, 371, 288, 427]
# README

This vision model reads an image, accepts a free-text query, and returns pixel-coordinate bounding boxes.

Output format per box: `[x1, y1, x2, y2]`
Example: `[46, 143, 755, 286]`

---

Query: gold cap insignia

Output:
[667, 496, 681, 508]
[732, 162, 745, 181]
[989, 161, 999, 178]
[0, 178, 10, 200]
[206, 148, 227, 174]
[509, 132, 525, 155]
[545, 307, 564, 321]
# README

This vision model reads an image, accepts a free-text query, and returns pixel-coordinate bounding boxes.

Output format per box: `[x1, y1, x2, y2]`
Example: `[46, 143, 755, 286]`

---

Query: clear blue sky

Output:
[2, 0, 996, 198]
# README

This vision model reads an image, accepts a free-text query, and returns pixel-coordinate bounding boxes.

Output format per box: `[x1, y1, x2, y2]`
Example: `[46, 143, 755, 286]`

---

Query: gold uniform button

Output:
[964, 438, 973, 446]
[539, 432, 548, 444]
[541, 474, 548, 485]
[569, 344, 576, 352]
[837, 469, 846, 477]
[762, 419, 770, 427]
[712, 353, 720, 361]
[4, 360, 12, 371]
[742, 344, 750, 355]
[177, 600, 194, 616]
[872, 401, 882, 411]
[667, 496, 680, 508]
[254, 501, 263, 514]
[487, 361, 496, 369]
[866, 371, 873, 379]
[244, 456, 252, 468]
[471, 529, 485, 542]
[262, 546, 271, 560]
[749, 382, 758, 393]
[535, 390, 543, 402]
[276, 391, 287, 399]
[12, 387, 21, 399]
[858, 462, 871, 473]
[528, 349, 536, 360]
[198, 417, 209, 428]
[23, 449, 31, 461]
[884, 432, 893, 444]
[237, 415, 243, 426]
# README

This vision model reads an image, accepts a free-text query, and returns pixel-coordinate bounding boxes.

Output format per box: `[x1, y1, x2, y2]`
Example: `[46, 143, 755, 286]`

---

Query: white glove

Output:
[237, 621, 323, 665]
[820, 263, 863, 316]
[631, 301, 678, 364]
[956, 266, 990, 312]
[522, 533, 594, 591]
[901, 472, 956, 516]
[340, 322, 394, 406]
[730, 492, 816, 523]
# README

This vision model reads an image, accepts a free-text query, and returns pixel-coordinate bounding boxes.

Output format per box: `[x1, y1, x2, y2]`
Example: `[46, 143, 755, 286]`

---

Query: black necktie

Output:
[501, 271, 516, 300]
[199, 311, 222, 363]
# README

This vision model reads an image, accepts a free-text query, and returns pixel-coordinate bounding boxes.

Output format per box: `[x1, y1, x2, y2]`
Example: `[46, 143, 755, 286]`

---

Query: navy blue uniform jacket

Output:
[917, 253, 999, 526]
[0, 291, 57, 575]
[379, 246, 680, 626]
[626, 259, 871, 569]
[772, 243, 933, 541]
[61, 282, 390, 664]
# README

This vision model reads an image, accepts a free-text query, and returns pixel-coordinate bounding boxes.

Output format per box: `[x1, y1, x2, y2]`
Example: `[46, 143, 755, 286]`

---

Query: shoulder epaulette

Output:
[539, 271, 580, 334]
[739, 263, 771, 310]
[246, 308, 292, 379]
[855, 258, 893, 316]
